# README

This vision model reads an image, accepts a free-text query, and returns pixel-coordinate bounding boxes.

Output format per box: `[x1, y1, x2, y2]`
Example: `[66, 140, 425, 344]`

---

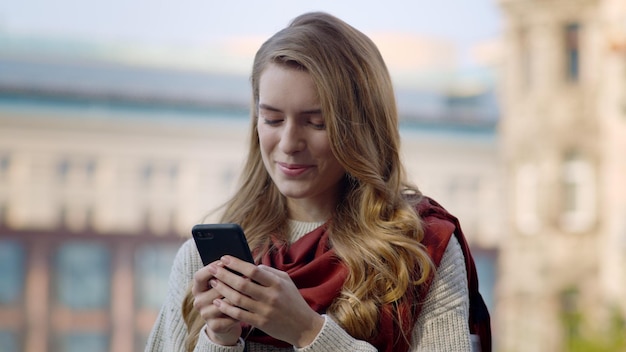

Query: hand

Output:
[208, 256, 325, 348]
[191, 261, 242, 346]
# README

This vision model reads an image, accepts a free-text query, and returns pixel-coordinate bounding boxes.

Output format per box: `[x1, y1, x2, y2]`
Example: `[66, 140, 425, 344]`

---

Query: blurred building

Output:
[0, 92, 250, 351]
[0, 55, 500, 351]
[496, 0, 626, 350]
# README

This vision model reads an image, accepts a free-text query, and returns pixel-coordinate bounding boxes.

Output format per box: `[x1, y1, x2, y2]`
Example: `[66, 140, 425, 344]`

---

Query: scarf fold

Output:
[241, 223, 349, 347]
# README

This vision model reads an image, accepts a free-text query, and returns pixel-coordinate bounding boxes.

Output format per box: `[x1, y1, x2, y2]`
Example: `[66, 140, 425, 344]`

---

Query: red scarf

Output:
[242, 223, 350, 347]
[242, 197, 459, 352]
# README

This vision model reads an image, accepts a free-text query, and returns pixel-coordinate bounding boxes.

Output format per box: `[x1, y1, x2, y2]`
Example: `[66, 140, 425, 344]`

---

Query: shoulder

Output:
[412, 196, 459, 266]
[416, 235, 469, 324]
[438, 236, 468, 287]
[412, 235, 472, 349]
[425, 235, 468, 309]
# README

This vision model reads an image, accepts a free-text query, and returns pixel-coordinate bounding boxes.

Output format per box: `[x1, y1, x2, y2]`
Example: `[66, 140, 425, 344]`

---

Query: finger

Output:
[191, 261, 223, 295]
[198, 299, 241, 333]
[213, 296, 255, 323]
[194, 286, 239, 326]
[218, 256, 255, 276]
[211, 259, 273, 302]
[209, 276, 257, 312]
[256, 264, 289, 278]
[244, 263, 287, 289]
[193, 283, 225, 318]
[220, 256, 274, 287]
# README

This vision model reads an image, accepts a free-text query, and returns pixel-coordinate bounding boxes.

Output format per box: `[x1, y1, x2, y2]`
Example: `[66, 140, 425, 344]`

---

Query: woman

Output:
[146, 12, 476, 352]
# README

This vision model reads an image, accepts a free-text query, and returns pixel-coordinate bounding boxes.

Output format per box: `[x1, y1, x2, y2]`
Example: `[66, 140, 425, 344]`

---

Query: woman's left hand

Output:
[207, 255, 325, 348]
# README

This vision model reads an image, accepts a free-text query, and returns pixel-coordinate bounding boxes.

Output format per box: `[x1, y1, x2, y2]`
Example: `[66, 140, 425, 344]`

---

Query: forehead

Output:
[258, 63, 320, 107]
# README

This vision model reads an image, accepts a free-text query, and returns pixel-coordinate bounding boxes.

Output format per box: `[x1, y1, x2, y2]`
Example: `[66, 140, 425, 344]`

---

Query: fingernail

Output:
[209, 279, 217, 288]
[208, 264, 217, 274]
[213, 299, 221, 307]
[220, 256, 231, 264]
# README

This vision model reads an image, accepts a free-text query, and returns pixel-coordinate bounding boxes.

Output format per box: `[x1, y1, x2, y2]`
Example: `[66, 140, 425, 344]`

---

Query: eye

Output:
[309, 121, 326, 130]
[306, 114, 325, 130]
[259, 109, 283, 126]
[263, 118, 283, 126]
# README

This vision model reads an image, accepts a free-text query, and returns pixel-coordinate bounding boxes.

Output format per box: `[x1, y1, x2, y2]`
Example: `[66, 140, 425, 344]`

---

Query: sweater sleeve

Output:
[144, 238, 245, 352]
[293, 315, 377, 352]
[410, 235, 472, 351]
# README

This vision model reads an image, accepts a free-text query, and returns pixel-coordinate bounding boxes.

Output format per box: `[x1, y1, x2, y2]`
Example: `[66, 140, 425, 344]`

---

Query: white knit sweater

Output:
[144, 224, 472, 352]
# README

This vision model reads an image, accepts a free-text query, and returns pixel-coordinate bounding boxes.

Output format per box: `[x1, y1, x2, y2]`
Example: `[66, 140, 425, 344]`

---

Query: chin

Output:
[277, 186, 309, 199]
[279, 191, 307, 199]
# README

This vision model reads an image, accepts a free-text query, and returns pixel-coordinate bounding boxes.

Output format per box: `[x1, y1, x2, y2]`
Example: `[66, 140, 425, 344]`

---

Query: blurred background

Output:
[0, 0, 625, 351]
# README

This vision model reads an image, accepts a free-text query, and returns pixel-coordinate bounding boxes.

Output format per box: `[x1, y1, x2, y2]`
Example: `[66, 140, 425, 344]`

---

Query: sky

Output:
[0, 0, 503, 87]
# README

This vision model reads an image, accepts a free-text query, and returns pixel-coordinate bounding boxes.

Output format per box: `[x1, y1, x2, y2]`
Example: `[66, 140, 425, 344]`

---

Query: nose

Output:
[278, 120, 305, 154]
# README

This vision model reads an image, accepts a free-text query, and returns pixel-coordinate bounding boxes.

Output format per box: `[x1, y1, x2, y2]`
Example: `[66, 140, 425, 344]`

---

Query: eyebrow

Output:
[258, 103, 322, 115]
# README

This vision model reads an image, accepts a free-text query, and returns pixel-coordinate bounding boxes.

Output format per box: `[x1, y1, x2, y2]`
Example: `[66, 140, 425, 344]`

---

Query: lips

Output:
[277, 162, 312, 177]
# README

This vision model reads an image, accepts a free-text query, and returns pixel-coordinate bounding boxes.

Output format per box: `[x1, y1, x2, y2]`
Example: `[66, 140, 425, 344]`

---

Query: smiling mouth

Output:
[277, 162, 311, 177]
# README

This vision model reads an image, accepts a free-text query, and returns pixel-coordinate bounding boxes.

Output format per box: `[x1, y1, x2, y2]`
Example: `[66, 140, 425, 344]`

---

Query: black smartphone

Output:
[191, 223, 254, 267]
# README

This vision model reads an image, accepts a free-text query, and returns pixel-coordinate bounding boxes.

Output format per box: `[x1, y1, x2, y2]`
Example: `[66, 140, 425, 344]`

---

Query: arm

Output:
[144, 239, 245, 352]
[292, 315, 376, 352]
[410, 235, 472, 351]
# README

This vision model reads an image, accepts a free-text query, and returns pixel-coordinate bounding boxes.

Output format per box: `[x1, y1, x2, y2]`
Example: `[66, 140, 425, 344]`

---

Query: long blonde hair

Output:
[183, 12, 433, 350]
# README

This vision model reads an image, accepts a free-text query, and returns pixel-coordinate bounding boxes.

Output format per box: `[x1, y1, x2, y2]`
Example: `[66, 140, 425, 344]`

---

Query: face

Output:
[257, 63, 346, 221]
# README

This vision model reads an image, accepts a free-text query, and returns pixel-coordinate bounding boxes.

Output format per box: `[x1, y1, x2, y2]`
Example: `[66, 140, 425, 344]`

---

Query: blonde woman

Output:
[146, 12, 489, 352]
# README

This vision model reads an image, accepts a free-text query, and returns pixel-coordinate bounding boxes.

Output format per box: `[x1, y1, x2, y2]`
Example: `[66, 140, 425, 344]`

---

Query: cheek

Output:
[311, 134, 335, 158]
[257, 126, 278, 164]
[313, 137, 343, 171]
[257, 126, 271, 151]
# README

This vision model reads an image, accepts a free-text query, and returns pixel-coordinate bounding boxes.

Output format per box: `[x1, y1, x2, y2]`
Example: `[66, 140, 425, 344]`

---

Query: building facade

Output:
[496, 0, 626, 350]
[0, 109, 250, 352]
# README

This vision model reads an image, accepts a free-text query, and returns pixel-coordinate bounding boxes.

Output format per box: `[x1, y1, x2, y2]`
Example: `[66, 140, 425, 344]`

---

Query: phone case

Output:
[191, 223, 254, 266]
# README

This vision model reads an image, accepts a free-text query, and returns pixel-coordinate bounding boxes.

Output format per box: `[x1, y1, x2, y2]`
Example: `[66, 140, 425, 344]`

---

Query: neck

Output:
[286, 197, 334, 222]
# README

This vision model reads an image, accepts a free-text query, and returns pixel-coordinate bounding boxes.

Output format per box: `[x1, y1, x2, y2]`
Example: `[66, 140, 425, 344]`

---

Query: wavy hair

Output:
[183, 12, 433, 350]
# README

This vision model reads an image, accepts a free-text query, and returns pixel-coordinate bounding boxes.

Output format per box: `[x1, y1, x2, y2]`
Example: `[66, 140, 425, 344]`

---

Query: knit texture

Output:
[144, 233, 471, 351]
[287, 220, 325, 243]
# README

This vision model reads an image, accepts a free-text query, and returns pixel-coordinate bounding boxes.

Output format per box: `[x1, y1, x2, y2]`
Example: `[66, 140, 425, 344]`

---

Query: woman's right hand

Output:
[191, 261, 242, 346]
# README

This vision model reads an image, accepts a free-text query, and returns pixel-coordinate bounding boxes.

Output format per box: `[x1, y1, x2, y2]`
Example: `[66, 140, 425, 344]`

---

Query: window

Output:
[0, 240, 24, 305]
[142, 161, 179, 189]
[515, 163, 540, 235]
[134, 244, 179, 309]
[565, 23, 581, 82]
[57, 158, 71, 182]
[55, 242, 111, 309]
[141, 163, 154, 185]
[519, 26, 531, 89]
[168, 163, 179, 184]
[561, 152, 595, 232]
[0, 153, 10, 179]
[56, 332, 108, 352]
[0, 241, 25, 352]
[0, 331, 19, 352]
[560, 286, 581, 343]
[85, 159, 96, 179]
